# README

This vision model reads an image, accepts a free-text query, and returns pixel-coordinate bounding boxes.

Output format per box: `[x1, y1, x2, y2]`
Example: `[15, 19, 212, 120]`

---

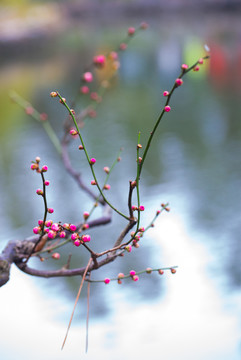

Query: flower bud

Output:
[69, 129, 78, 136]
[103, 166, 110, 174]
[109, 51, 118, 60]
[118, 273, 125, 279]
[71, 233, 78, 241]
[80, 86, 89, 94]
[83, 72, 93, 83]
[89, 158, 96, 165]
[164, 105, 171, 112]
[48, 230, 56, 239]
[51, 223, 59, 232]
[41, 165, 48, 172]
[119, 43, 127, 51]
[125, 245, 132, 252]
[131, 180, 136, 188]
[25, 107, 34, 115]
[74, 239, 81, 247]
[82, 223, 89, 230]
[181, 64, 188, 70]
[93, 55, 106, 68]
[82, 234, 91, 243]
[69, 224, 77, 232]
[31, 163, 38, 170]
[33, 226, 40, 234]
[175, 78, 183, 86]
[128, 27, 135, 36]
[45, 220, 53, 227]
[59, 97, 66, 104]
[40, 113, 48, 121]
[50, 91, 58, 97]
[83, 211, 89, 220]
[193, 66, 200, 72]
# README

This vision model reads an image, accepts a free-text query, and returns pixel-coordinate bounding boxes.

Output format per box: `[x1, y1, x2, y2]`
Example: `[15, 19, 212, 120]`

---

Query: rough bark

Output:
[0, 238, 36, 286]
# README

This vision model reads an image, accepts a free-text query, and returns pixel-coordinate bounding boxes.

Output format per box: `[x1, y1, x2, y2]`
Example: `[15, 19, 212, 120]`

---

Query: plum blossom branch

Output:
[53, 91, 130, 221]
[9, 90, 62, 154]
[87, 266, 178, 284]
[139, 55, 210, 177]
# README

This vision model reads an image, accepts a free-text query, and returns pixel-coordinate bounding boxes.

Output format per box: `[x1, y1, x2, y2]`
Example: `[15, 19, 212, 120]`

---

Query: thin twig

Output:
[86, 274, 91, 353]
[61, 138, 105, 204]
[61, 257, 92, 350]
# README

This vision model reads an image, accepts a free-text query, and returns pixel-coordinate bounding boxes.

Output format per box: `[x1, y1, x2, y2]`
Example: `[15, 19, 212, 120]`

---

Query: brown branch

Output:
[0, 238, 38, 286]
[128, 180, 136, 218]
[0, 204, 113, 287]
[62, 257, 92, 350]
[61, 137, 105, 205]
[113, 219, 136, 249]
[14, 250, 119, 279]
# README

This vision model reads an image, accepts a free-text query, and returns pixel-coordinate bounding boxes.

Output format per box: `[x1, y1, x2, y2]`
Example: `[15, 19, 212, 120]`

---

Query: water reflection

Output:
[0, 7, 241, 359]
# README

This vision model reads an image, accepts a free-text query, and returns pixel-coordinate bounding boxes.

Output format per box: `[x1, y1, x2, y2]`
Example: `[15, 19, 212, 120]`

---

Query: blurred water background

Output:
[0, 1, 241, 359]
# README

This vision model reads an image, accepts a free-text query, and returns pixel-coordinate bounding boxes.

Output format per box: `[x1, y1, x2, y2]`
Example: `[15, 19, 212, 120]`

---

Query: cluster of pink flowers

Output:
[71, 233, 91, 247]
[79, 50, 120, 106]
[32, 219, 91, 246]
[129, 229, 142, 248]
[30, 157, 48, 174]
[78, 23, 148, 106]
